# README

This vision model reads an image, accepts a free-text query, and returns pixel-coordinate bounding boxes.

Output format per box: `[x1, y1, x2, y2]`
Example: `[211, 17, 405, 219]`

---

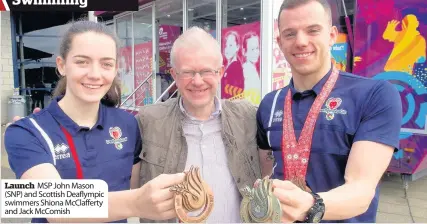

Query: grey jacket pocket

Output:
[139, 141, 167, 186]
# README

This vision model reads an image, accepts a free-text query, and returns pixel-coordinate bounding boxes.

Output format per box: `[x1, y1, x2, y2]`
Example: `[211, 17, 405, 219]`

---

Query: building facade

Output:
[1, 12, 14, 124]
[3, 0, 427, 179]
[96, 0, 355, 110]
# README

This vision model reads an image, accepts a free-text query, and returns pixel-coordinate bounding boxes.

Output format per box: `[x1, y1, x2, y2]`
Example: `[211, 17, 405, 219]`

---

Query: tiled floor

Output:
[377, 173, 427, 223]
[1, 126, 427, 223]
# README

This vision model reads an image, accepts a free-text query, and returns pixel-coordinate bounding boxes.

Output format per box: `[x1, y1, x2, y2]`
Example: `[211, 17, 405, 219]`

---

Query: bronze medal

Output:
[170, 166, 214, 223]
[240, 178, 282, 223]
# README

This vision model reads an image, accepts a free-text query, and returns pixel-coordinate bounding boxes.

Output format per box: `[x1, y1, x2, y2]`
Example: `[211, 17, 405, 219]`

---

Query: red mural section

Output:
[221, 21, 261, 105]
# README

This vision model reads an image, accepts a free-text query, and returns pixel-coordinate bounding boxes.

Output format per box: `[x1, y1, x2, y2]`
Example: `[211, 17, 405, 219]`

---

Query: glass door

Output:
[115, 4, 156, 110]
[154, 0, 183, 102]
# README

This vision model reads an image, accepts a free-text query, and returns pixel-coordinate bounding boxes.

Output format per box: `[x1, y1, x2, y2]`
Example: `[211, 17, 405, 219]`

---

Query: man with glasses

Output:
[135, 26, 263, 223]
[9, 27, 266, 222]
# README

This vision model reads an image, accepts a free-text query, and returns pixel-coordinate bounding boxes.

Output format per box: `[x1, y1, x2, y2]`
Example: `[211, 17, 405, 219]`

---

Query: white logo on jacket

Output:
[54, 143, 71, 160]
[273, 110, 283, 123]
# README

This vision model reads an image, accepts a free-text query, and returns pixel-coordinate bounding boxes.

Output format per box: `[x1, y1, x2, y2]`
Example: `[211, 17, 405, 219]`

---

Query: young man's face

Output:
[277, 1, 337, 77]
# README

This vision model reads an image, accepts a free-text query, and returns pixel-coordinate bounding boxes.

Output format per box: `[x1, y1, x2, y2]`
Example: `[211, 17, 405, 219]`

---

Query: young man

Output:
[257, 0, 402, 223]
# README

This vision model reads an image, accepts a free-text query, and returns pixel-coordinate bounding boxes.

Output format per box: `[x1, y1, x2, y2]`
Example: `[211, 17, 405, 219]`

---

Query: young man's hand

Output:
[4, 107, 41, 130]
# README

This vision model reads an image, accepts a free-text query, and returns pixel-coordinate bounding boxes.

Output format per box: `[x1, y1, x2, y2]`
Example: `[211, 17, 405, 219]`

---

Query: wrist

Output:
[300, 191, 316, 220]
[304, 192, 325, 223]
[128, 189, 140, 218]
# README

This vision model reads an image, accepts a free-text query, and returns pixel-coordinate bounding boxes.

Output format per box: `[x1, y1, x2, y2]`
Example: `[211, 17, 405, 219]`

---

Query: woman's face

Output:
[224, 34, 239, 61]
[245, 36, 260, 63]
[57, 31, 117, 105]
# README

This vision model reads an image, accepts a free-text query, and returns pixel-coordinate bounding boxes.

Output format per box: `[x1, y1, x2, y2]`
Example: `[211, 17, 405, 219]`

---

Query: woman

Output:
[241, 32, 261, 105]
[221, 31, 244, 99]
[4, 20, 183, 223]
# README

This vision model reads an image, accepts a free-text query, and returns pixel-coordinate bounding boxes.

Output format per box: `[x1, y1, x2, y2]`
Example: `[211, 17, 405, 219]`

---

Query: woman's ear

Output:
[56, 56, 66, 76]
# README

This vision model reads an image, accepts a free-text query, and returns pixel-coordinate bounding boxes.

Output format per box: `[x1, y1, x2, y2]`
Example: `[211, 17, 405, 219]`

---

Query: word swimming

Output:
[12, 0, 88, 8]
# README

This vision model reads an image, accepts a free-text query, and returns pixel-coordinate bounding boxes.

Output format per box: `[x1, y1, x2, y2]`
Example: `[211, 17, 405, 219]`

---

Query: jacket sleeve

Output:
[4, 121, 54, 179]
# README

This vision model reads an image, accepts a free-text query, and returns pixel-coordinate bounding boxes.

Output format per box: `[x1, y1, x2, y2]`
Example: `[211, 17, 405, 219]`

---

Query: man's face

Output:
[277, 1, 337, 76]
[171, 48, 223, 110]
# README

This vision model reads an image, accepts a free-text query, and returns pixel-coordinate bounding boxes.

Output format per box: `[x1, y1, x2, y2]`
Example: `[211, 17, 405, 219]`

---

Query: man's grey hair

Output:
[170, 26, 223, 68]
[277, 0, 332, 27]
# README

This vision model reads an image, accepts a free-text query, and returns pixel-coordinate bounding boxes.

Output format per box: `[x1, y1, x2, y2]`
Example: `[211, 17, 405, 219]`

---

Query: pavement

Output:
[1, 125, 426, 223]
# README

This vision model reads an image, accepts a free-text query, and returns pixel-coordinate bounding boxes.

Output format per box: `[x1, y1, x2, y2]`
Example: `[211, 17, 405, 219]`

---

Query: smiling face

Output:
[276, 0, 337, 77]
[56, 31, 117, 105]
[224, 34, 239, 61]
[171, 47, 223, 112]
[244, 35, 260, 63]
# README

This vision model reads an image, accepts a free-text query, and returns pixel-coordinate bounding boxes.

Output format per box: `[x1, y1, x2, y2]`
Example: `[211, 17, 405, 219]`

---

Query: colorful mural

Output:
[353, 0, 427, 175]
[331, 33, 350, 72]
[328, 0, 353, 73]
[271, 0, 292, 91]
[221, 21, 261, 105]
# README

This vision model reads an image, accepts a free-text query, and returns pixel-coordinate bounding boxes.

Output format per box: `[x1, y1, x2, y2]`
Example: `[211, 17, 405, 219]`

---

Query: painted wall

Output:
[353, 0, 427, 174]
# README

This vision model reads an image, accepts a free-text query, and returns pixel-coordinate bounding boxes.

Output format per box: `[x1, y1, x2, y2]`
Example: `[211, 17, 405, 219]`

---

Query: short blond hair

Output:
[170, 26, 223, 68]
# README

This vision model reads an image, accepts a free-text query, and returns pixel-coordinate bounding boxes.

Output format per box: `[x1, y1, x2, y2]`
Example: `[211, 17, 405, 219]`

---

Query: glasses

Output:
[176, 69, 220, 80]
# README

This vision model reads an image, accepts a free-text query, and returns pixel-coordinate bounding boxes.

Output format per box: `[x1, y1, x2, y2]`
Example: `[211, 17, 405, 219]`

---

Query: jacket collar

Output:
[178, 96, 222, 121]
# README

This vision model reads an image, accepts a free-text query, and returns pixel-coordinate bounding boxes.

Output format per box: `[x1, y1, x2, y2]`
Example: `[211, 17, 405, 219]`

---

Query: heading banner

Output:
[1, 0, 138, 11]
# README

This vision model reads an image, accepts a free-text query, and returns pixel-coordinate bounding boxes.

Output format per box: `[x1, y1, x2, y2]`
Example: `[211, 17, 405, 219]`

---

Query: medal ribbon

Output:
[281, 67, 339, 188]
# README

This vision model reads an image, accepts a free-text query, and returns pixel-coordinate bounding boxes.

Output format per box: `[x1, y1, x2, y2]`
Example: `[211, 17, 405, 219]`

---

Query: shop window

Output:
[155, 0, 182, 102]
[133, 8, 154, 107]
[187, 0, 217, 36]
[116, 14, 134, 108]
[329, 0, 356, 72]
[220, 0, 261, 105]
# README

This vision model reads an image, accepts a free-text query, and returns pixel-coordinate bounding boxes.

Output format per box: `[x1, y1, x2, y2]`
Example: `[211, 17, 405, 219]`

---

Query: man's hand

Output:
[272, 180, 315, 223]
[5, 107, 41, 129]
[134, 173, 185, 220]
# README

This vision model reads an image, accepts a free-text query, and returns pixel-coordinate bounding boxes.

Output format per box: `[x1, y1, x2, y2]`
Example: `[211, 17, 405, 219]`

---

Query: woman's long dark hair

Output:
[53, 20, 122, 107]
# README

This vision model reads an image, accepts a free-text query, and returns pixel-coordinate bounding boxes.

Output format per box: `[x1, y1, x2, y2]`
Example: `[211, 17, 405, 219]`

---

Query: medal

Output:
[240, 178, 282, 223]
[282, 67, 339, 191]
[169, 166, 214, 223]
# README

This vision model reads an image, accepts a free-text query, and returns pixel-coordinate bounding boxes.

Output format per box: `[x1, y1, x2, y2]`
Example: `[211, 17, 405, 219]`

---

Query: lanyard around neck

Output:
[60, 126, 84, 179]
